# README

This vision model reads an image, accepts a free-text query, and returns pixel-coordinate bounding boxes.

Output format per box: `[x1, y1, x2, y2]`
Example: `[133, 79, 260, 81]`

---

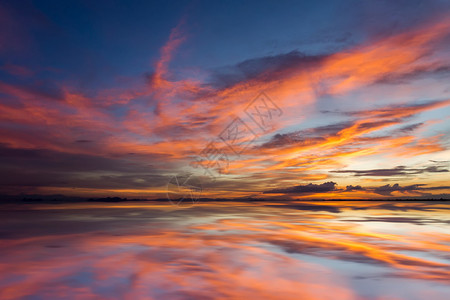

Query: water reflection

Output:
[0, 201, 449, 299]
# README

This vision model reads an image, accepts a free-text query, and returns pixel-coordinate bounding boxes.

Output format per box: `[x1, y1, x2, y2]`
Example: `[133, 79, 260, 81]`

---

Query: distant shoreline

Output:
[0, 195, 449, 204]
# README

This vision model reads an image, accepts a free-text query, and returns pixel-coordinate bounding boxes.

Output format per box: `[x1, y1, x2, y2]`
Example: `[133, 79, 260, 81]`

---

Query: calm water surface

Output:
[0, 201, 449, 299]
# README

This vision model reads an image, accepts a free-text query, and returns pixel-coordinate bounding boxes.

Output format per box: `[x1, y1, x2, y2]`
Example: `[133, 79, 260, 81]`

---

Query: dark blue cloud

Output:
[264, 181, 337, 194]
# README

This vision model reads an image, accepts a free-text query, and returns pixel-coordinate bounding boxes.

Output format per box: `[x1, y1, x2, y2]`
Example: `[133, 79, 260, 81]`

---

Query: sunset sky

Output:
[0, 0, 449, 199]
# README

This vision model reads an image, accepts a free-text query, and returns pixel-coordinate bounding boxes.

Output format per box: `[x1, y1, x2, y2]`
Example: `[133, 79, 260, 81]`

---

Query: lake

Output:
[0, 201, 449, 299]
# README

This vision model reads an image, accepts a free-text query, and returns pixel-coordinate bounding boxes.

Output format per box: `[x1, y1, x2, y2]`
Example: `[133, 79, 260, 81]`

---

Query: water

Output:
[0, 201, 449, 299]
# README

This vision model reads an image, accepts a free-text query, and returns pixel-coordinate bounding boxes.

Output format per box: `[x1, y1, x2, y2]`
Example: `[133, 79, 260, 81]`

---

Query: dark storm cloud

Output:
[333, 164, 449, 177]
[264, 181, 337, 194]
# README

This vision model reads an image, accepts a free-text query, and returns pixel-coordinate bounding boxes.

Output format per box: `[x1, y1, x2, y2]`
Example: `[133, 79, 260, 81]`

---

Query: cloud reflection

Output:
[0, 201, 449, 299]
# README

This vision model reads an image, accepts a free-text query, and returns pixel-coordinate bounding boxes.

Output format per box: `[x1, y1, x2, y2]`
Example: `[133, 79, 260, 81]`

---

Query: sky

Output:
[0, 0, 449, 200]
